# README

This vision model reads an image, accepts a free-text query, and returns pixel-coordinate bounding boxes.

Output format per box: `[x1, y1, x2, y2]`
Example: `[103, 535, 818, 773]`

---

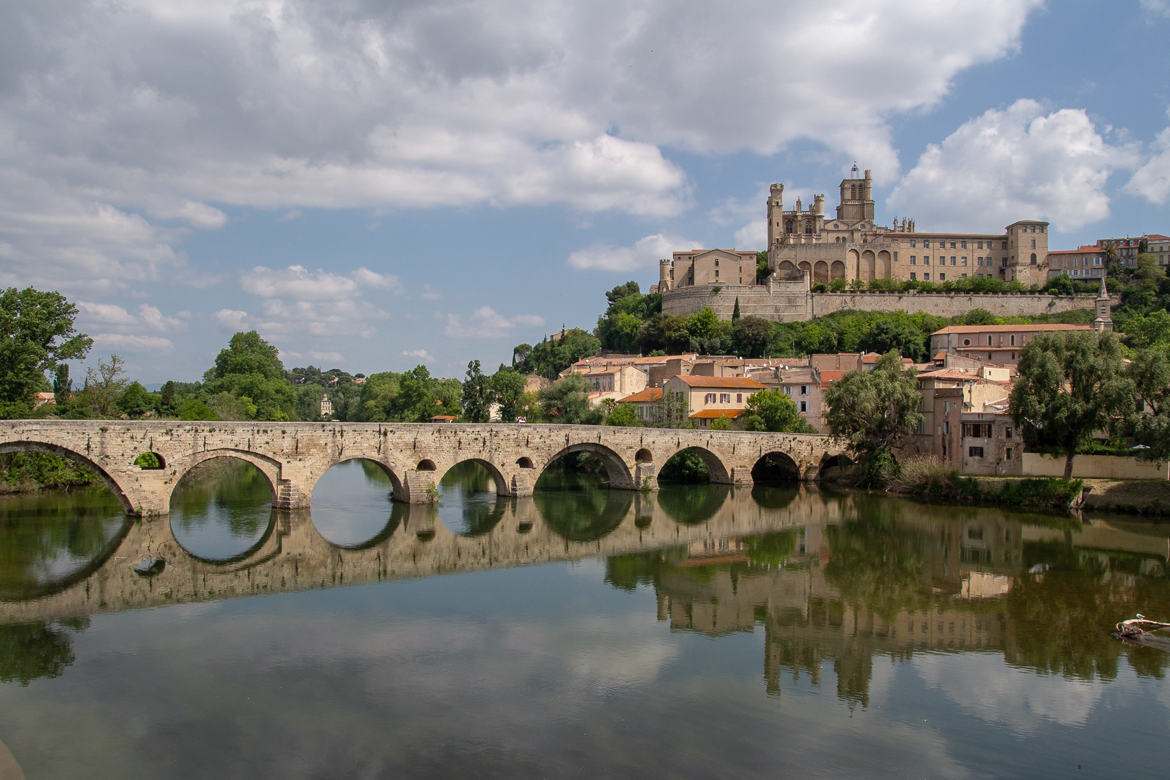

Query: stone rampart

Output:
[660, 284, 1100, 322]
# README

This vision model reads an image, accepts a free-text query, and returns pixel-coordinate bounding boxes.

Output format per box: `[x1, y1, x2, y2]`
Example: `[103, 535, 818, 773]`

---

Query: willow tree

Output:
[1009, 331, 1132, 480]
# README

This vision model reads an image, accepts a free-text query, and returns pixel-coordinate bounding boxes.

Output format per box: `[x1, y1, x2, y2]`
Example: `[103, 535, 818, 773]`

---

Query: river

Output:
[1, 458, 1167, 778]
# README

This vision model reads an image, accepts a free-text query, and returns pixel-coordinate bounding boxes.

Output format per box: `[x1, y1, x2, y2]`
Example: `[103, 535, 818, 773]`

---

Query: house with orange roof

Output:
[616, 387, 664, 424]
[662, 375, 765, 428]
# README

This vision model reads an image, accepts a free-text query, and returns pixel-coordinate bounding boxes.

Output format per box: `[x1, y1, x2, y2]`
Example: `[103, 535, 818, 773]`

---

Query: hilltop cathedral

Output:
[658, 166, 1051, 293]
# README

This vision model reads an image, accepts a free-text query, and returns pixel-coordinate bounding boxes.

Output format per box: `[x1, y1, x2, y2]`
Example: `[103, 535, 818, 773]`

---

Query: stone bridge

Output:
[0, 420, 849, 516]
[0, 486, 850, 625]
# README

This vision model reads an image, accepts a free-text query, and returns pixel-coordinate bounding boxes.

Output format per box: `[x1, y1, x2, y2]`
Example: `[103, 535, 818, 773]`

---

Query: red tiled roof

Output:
[618, 387, 663, 403]
[670, 375, 765, 389]
[689, 408, 747, 419]
[819, 370, 846, 386]
[932, 324, 1092, 335]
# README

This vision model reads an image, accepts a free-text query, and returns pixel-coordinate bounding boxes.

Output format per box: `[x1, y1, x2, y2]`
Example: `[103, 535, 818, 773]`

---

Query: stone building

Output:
[929, 323, 1094, 365]
[1047, 245, 1104, 280]
[658, 165, 1051, 293]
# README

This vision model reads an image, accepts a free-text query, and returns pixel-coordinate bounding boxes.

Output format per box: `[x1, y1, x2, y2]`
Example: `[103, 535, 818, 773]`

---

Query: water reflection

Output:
[0, 618, 87, 686]
[0, 488, 127, 600]
[169, 459, 274, 561]
[656, 483, 729, 524]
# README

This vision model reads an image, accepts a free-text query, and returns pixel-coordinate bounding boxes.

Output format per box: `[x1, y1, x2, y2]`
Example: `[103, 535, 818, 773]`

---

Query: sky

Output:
[2, 0, 1169, 385]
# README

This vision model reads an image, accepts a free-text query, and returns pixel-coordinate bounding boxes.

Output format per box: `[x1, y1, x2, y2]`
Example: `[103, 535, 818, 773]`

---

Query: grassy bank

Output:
[889, 458, 1084, 513]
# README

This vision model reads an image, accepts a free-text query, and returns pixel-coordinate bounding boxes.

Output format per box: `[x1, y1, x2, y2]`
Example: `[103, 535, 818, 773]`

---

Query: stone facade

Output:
[0, 420, 848, 516]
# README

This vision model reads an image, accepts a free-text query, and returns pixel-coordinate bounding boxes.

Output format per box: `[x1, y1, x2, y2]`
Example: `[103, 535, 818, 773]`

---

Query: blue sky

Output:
[2, 0, 1169, 384]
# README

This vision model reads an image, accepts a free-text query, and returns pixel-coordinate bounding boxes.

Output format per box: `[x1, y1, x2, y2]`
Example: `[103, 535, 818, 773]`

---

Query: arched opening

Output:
[878, 250, 891, 278]
[537, 489, 633, 542]
[777, 261, 800, 280]
[819, 453, 855, 482]
[134, 451, 165, 469]
[635, 448, 652, 464]
[516, 457, 534, 469]
[537, 444, 633, 491]
[657, 447, 730, 485]
[862, 250, 876, 282]
[437, 460, 507, 536]
[0, 441, 133, 515]
[752, 452, 801, 483]
[0, 479, 131, 601]
[830, 260, 846, 281]
[798, 261, 812, 281]
[169, 457, 275, 562]
[813, 261, 829, 284]
[311, 458, 401, 547]
[416, 459, 437, 472]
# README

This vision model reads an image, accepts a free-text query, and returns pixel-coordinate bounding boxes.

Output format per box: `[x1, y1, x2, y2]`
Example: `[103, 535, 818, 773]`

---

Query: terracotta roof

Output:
[917, 369, 981, 381]
[933, 351, 947, 361]
[819, 370, 846, 386]
[618, 387, 663, 404]
[689, 408, 747, 419]
[932, 324, 1093, 335]
[670, 375, 765, 389]
[430, 415, 457, 422]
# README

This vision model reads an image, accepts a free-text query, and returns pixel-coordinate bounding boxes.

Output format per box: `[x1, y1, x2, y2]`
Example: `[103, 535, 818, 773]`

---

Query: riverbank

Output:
[1079, 479, 1170, 517]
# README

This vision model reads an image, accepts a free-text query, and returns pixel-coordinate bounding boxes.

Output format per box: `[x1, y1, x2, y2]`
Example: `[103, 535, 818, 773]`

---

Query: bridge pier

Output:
[399, 470, 438, 504]
[731, 467, 754, 487]
[634, 462, 657, 491]
[510, 471, 534, 498]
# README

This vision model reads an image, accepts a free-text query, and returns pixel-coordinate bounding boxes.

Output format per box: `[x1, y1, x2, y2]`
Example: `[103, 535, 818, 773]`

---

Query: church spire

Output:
[1093, 271, 1113, 332]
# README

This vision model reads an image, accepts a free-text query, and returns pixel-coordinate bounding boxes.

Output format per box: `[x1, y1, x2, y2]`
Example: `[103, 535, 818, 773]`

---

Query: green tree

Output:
[0, 287, 92, 416]
[73, 355, 128, 418]
[1126, 345, 1170, 460]
[741, 389, 815, 433]
[756, 251, 771, 283]
[461, 360, 491, 422]
[116, 381, 155, 418]
[391, 365, 440, 421]
[824, 351, 923, 484]
[537, 374, 602, 424]
[731, 316, 771, 358]
[859, 315, 927, 361]
[1010, 331, 1132, 480]
[1124, 309, 1170, 350]
[490, 368, 526, 421]
[604, 402, 641, 427]
[203, 331, 296, 421]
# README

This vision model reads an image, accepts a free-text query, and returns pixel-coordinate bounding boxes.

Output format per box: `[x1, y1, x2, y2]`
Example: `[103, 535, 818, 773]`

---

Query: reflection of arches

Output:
[752, 451, 801, 483]
[539, 443, 634, 490]
[0, 441, 133, 514]
[0, 506, 130, 601]
[813, 261, 829, 284]
[657, 483, 730, 524]
[537, 489, 633, 542]
[417, 459, 436, 471]
[310, 459, 399, 547]
[516, 457, 534, 469]
[830, 260, 846, 281]
[635, 448, 652, 463]
[658, 446, 731, 485]
[169, 457, 276, 563]
[877, 250, 891, 278]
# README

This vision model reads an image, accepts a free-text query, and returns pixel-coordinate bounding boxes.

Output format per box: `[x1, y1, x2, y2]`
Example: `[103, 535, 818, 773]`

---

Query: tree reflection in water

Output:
[169, 458, 274, 561]
[0, 488, 127, 599]
[535, 452, 632, 542]
[656, 483, 729, 525]
[0, 618, 88, 685]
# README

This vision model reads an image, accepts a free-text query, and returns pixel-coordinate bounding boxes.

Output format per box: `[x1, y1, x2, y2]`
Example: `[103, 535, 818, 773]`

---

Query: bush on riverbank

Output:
[0, 452, 99, 494]
[890, 457, 1083, 511]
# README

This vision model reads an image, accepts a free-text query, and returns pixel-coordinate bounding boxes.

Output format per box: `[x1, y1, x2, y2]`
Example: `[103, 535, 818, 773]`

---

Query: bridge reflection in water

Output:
[4, 482, 1170, 704]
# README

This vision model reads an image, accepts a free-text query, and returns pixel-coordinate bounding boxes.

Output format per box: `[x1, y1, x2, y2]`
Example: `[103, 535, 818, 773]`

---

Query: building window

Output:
[800, 385, 808, 395]
[940, 273, 946, 281]
[736, 393, 742, 403]
[950, 241, 956, 249]
[961, 256, 967, 265]
[923, 239, 930, 247]
[910, 239, 917, 248]
[961, 240, 967, 249]
[1006, 447, 1013, 460]
[969, 446, 984, 458]
[911, 256, 916, 265]
[962, 338, 971, 346]
[910, 272, 916, 280]
[719, 393, 731, 403]
[924, 273, 930, 280]
[704, 393, 716, 403]
[1005, 427, 1012, 439]
[924, 257, 930, 265]
[977, 240, 984, 249]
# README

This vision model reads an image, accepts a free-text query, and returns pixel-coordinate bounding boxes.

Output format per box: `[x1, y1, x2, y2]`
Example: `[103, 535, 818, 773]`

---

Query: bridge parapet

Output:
[0, 420, 849, 515]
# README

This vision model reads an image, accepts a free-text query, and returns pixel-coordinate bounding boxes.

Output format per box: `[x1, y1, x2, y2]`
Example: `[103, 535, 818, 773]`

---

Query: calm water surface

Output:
[1, 458, 1168, 778]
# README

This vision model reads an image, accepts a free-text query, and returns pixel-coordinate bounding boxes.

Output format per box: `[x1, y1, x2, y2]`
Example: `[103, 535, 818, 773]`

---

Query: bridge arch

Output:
[307, 456, 404, 504]
[437, 457, 508, 498]
[0, 440, 135, 514]
[658, 445, 731, 485]
[751, 451, 802, 483]
[176, 449, 282, 504]
[540, 443, 634, 489]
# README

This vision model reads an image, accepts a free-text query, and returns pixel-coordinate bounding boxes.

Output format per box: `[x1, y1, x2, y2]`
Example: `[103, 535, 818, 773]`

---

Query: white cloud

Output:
[568, 233, 702, 272]
[444, 306, 545, 339]
[419, 284, 441, 301]
[1126, 112, 1170, 204]
[241, 265, 400, 300]
[402, 348, 433, 363]
[215, 309, 250, 330]
[888, 99, 1138, 231]
[1140, 0, 1170, 19]
[77, 301, 137, 327]
[0, 0, 1045, 287]
[92, 333, 174, 353]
